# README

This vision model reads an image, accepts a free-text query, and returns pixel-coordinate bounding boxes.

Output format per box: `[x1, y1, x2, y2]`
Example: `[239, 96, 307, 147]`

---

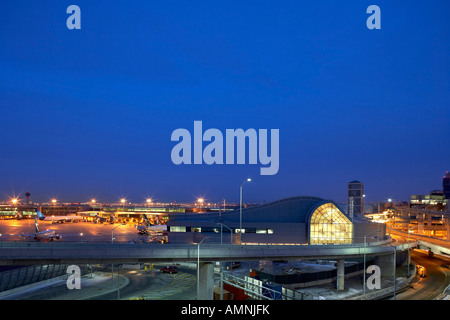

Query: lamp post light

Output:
[216, 222, 233, 244]
[91, 199, 96, 212]
[239, 178, 252, 245]
[387, 242, 397, 300]
[111, 223, 126, 291]
[196, 237, 209, 300]
[120, 198, 126, 210]
[407, 228, 413, 278]
[111, 223, 126, 243]
[12, 198, 18, 217]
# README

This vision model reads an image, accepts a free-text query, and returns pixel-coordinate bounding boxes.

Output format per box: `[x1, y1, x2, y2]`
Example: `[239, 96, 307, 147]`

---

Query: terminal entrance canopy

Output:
[310, 203, 353, 245]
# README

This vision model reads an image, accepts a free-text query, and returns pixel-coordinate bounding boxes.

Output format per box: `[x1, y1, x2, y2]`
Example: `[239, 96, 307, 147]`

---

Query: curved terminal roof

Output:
[168, 196, 348, 225]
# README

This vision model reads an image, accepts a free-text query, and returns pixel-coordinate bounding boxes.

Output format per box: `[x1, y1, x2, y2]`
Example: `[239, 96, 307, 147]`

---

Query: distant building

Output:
[0, 205, 37, 219]
[443, 171, 450, 200]
[410, 192, 446, 210]
[347, 180, 364, 217]
[39, 204, 91, 216]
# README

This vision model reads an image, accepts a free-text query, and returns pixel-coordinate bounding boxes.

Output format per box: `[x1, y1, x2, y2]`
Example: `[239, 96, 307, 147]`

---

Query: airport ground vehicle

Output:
[225, 262, 241, 270]
[160, 266, 178, 274]
[417, 265, 426, 278]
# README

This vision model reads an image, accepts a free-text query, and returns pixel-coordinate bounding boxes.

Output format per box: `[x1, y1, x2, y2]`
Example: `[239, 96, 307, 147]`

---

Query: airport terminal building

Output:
[167, 196, 385, 245]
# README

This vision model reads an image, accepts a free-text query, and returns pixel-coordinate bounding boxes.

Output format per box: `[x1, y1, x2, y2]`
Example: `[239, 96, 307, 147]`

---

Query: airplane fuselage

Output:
[34, 230, 61, 241]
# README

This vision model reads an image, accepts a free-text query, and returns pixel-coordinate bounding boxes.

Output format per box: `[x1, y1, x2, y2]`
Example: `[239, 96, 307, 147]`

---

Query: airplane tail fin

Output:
[34, 217, 40, 233]
[143, 214, 152, 226]
[36, 211, 45, 220]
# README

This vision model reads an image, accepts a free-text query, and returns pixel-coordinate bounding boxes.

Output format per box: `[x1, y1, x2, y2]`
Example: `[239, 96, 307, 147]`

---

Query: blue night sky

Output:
[0, 1, 449, 205]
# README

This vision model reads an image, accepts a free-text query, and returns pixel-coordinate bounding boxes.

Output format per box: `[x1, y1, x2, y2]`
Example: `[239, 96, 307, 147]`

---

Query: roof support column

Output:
[197, 262, 214, 300]
[336, 258, 345, 291]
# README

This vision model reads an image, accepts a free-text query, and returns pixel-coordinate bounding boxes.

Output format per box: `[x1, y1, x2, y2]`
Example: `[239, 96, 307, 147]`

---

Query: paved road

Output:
[395, 250, 450, 300]
[90, 266, 197, 300]
[3, 265, 197, 300]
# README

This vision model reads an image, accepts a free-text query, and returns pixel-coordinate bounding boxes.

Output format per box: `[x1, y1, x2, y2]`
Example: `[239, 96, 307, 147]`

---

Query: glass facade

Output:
[310, 203, 353, 244]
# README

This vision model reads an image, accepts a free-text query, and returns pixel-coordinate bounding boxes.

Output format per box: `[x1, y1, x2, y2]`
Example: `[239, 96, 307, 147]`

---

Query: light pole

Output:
[216, 222, 233, 244]
[111, 223, 126, 243]
[91, 199, 96, 212]
[197, 198, 204, 209]
[387, 242, 397, 300]
[197, 237, 209, 300]
[111, 223, 126, 290]
[239, 178, 251, 245]
[407, 227, 413, 278]
[12, 198, 18, 218]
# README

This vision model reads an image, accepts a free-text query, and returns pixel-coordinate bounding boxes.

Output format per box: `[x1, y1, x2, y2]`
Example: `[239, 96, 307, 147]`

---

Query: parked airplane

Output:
[20, 217, 62, 241]
[36, 210, 83, 223]
[134, 214, 167, 235]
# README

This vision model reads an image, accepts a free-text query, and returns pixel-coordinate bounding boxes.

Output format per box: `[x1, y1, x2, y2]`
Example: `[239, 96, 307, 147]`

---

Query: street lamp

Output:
[111, 223, 126, 243]
[111, 223, 126, 292]
[386, 242, 397, 300]
[239, 178, 251, 245]
[197, 237, 209, 300]
[120, 198, 126, 210]
[11, 198, 18, 218]
[146, 198, 152, 206]
[216, 222, 233, 244]
[51, 199, 57, 206]
[407, 228, 413, 278]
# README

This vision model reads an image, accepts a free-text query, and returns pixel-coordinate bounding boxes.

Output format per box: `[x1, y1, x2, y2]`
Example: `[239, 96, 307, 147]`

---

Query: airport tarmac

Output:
[0, 218, 150, 243]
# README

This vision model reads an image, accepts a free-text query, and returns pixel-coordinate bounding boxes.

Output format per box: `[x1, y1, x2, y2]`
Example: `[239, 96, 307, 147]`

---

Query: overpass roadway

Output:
[0, 241, 416, 266]
[390, 230, 450, 257]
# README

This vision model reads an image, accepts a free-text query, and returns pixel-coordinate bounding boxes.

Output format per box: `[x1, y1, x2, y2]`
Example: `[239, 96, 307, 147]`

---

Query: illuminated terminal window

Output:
[310, 203, 353, 244]
[170, 226, 186, 232]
